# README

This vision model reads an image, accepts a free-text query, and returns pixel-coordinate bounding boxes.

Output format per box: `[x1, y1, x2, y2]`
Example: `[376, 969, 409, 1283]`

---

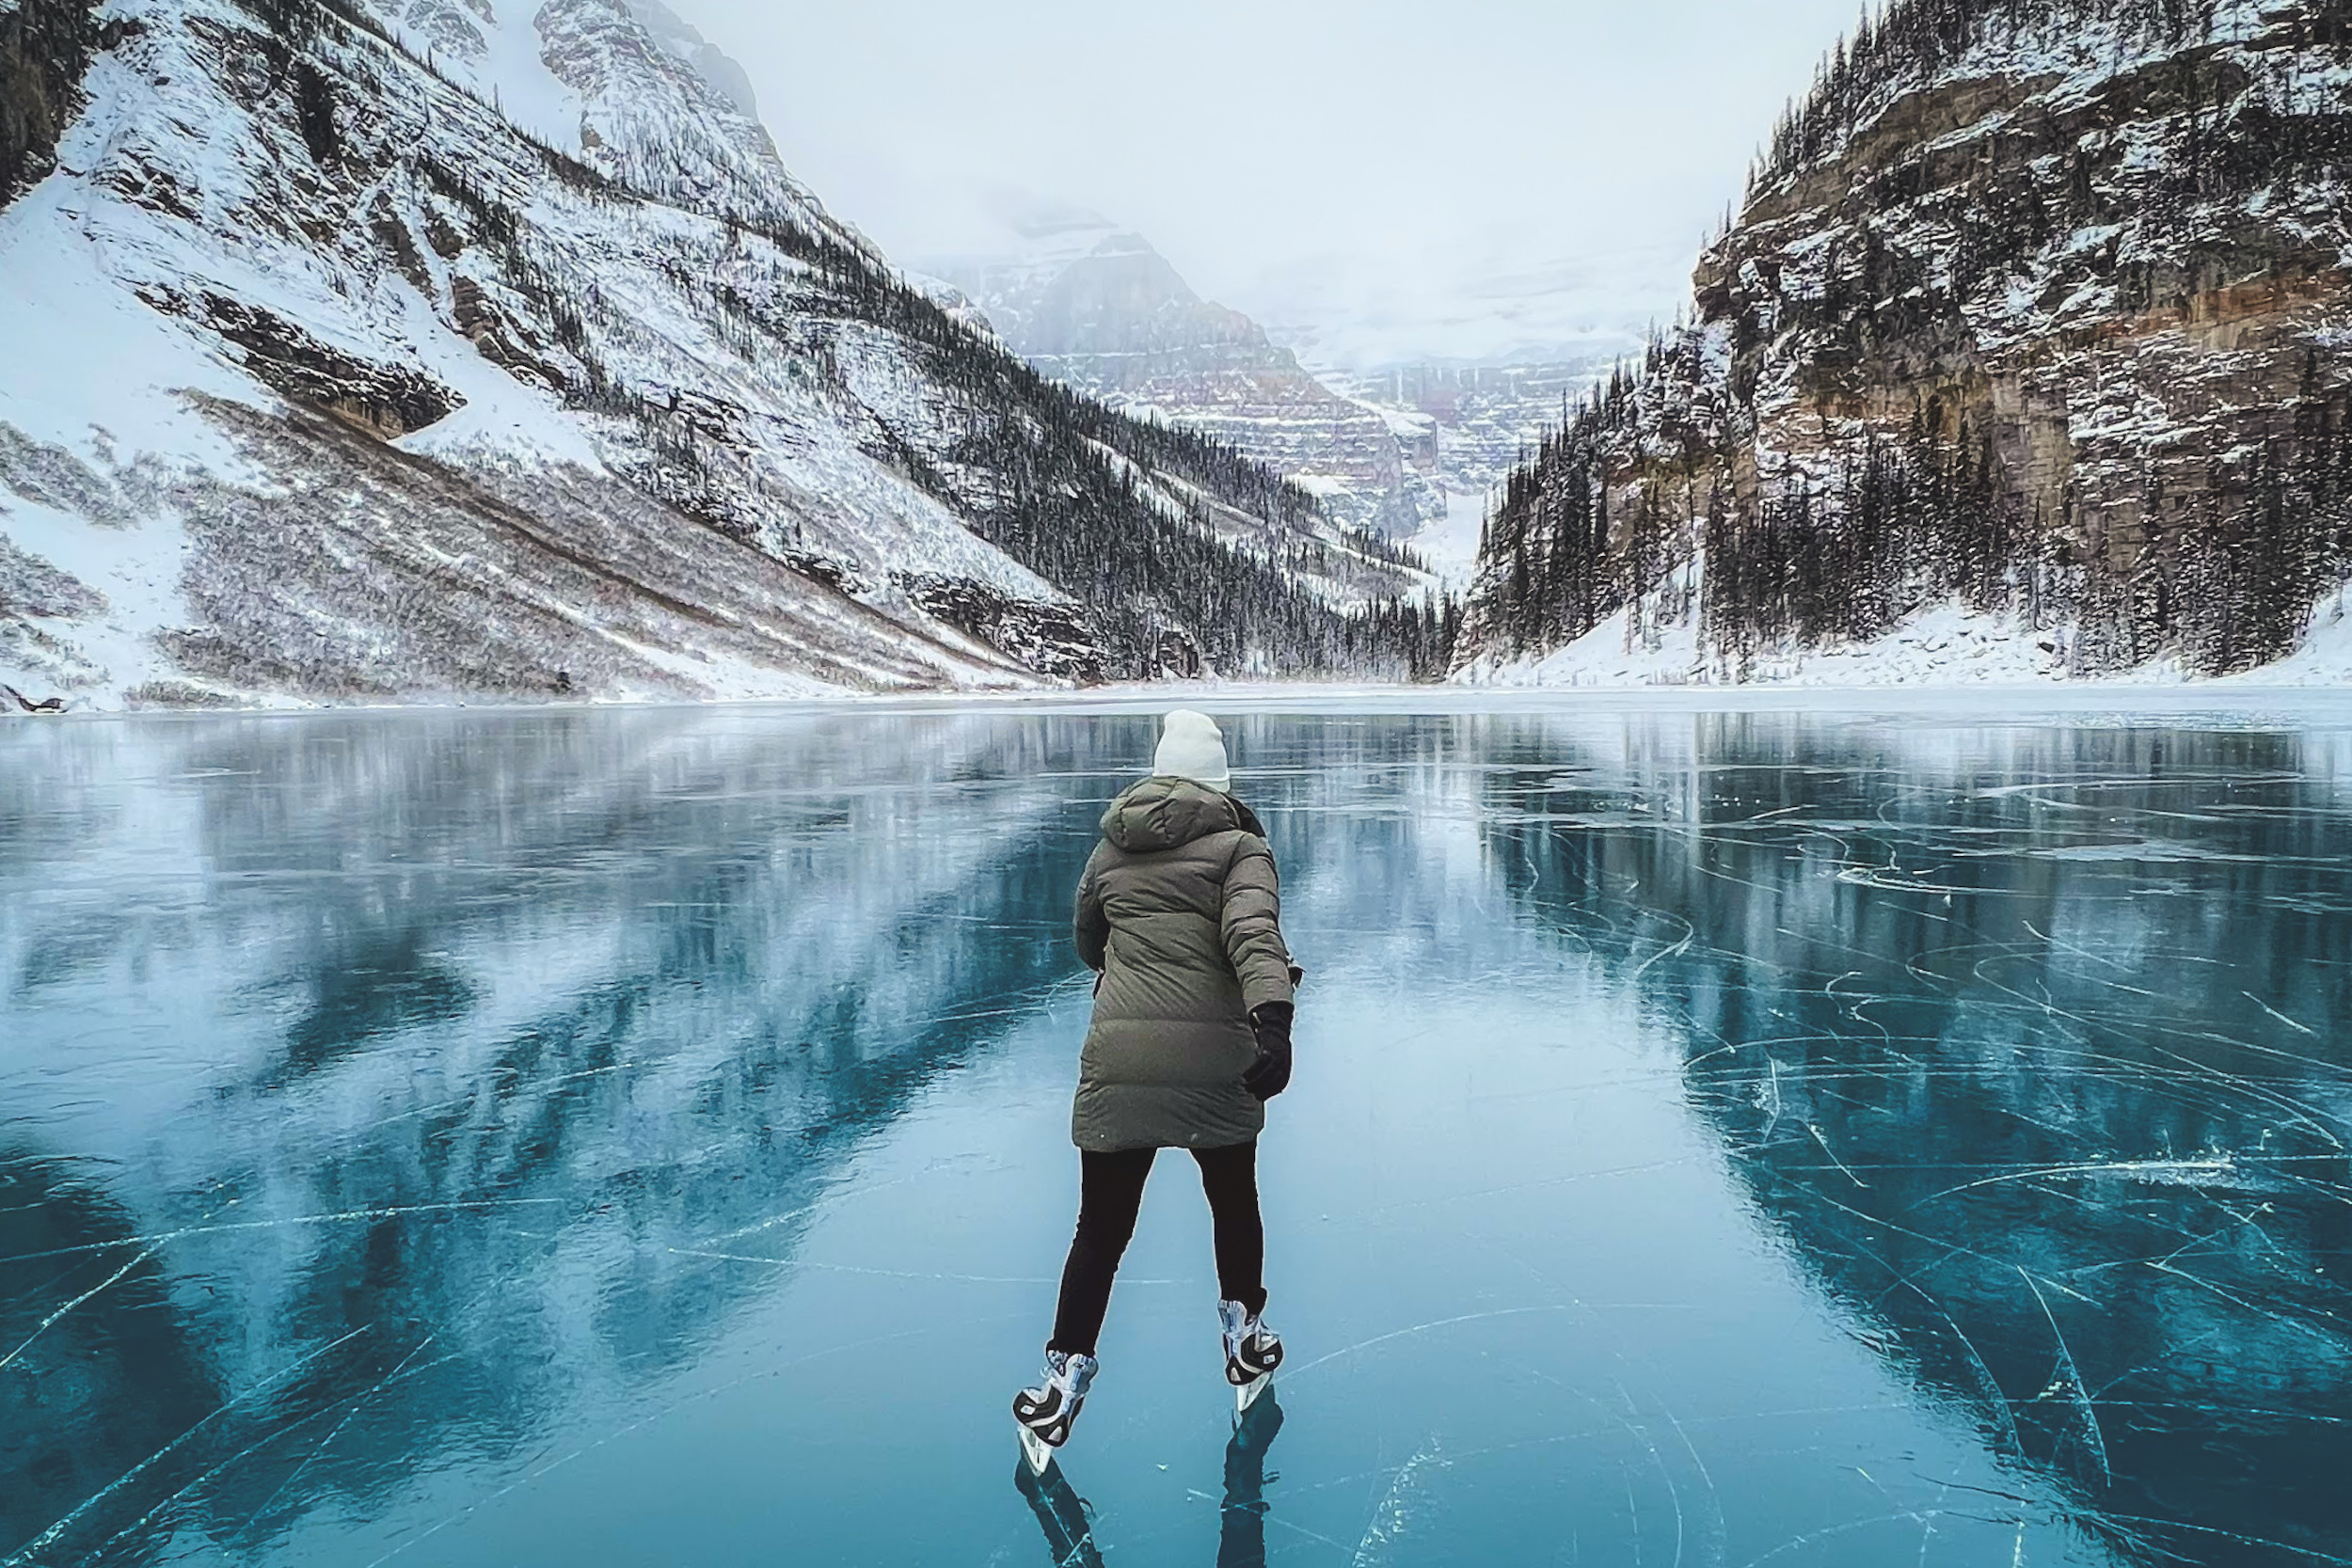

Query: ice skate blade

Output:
[1235, 1371, 1272, 1413]
[1017, 1423, 1056, 1477]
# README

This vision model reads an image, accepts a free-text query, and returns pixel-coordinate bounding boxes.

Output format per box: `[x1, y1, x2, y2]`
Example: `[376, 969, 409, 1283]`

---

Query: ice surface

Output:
[5, 699, 2352, 1565]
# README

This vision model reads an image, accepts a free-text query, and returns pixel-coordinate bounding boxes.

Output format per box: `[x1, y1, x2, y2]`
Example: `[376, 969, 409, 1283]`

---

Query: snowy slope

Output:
[1459, 550, 2352, 689]
[0, 0, 1418, 710]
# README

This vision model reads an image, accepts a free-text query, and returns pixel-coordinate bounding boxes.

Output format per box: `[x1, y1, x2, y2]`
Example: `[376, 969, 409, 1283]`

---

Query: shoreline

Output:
[13, 679, 2352, 728]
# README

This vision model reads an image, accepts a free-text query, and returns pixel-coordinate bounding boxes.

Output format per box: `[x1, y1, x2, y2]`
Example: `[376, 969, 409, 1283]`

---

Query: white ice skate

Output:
[1012, 1349, 1098, 1475]
[1219, 1300, 1282, 1413]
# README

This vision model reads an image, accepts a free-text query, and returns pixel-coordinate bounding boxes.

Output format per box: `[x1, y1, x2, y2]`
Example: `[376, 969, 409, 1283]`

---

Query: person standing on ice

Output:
[1014, 710, 1297, 1466]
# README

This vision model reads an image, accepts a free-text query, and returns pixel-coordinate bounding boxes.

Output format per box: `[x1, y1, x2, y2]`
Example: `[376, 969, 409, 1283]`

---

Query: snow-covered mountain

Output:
[930, 210, 1442, 541]
[930, 207, 1628, 586]
[1456, 0, 2352, 687]
[0, 0, 1425, 710]
[616, 0, 756, 119]
[1320, 357, 1616, 586]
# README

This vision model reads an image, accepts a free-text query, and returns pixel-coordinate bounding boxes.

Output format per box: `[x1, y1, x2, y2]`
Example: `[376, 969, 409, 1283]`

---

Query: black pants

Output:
[1049, 1141, 1265, 1357]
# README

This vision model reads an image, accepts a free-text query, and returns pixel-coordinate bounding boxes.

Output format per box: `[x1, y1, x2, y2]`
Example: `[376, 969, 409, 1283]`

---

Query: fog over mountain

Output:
[681, 0, 1867, 371]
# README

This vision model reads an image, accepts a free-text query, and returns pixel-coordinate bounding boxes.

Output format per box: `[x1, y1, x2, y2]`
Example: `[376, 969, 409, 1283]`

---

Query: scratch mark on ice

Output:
[2244, 990, 2320, 1037]
[1807, 1123, 1870, 1189]
[2, 1324, 373, 1567]
[2019, 1268, 2110, 1486]
[1285, 1307, 1578, 1382]
[0, 1242, 166, 1372]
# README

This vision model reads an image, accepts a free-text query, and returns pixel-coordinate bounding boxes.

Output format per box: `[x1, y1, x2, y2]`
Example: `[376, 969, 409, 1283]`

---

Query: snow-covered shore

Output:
[17, 673, 2352, 728]
[1455, 579, 2352, 694]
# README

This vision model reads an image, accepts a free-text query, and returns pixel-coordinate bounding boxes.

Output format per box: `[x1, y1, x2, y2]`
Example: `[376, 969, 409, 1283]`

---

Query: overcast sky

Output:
[677, 0, 1867, 368]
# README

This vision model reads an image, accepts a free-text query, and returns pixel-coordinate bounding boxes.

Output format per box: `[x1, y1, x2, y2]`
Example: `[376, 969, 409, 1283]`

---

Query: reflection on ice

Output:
[1010, 1390, 1281, 1568]
[1015, 1455, 1104, 1568]
[1, 710, 1117, 1564]
[1011, 1392, 1284, 1568]
[3, 704, 2350, 1566]
[1483, 715, 2352, 1567]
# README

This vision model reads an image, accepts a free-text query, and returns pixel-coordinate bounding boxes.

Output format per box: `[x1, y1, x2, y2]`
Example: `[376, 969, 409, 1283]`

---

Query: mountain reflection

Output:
[12, 705, 2352, 1567]
[0, 710, 1126, 1563]
[1483, 714, 2352, 1568]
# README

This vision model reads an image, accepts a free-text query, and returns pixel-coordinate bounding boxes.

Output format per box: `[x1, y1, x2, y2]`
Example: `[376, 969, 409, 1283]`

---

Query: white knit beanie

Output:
[1152, 709, 1231, 791]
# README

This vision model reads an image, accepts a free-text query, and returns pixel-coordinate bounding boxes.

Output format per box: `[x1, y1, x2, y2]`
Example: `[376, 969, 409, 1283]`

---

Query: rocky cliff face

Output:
[0, 0, 1422, 709]
[935, 214, 1441, 540]
[1461, 0, 2352, 684]
[616, 0, 755, 119]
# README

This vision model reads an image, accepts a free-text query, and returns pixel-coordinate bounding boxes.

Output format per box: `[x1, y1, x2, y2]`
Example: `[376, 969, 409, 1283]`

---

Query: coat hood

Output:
[1100, 777, 1243, 854]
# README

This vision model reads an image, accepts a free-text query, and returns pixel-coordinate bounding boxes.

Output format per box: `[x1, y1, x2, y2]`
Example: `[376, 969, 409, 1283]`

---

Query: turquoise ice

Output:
[4, 700, 2348, 1567]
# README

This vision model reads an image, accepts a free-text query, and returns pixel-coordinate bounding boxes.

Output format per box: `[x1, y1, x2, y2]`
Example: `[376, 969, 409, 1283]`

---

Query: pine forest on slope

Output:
[1460, 0, 2352, 685]
[0, 0, 1452, 710]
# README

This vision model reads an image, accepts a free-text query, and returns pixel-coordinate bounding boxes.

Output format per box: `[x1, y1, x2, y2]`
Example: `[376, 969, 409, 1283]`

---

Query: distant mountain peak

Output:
[929, 226, 1441, 539]
[1083, 230, 1157, 261]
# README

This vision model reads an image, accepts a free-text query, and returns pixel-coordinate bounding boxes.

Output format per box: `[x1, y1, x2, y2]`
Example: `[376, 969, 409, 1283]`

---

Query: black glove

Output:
[1243, 1002, 1294, 1101]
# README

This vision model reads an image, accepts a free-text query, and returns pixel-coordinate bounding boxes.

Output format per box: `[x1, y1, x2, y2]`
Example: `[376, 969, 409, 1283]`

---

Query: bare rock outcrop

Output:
[1465, 0, 2352, 680]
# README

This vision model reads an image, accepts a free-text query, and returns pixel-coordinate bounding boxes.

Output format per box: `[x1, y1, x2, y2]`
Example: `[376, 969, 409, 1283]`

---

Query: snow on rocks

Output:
[1458, 0, 2352, 689]
[3, 0, 1401, 709]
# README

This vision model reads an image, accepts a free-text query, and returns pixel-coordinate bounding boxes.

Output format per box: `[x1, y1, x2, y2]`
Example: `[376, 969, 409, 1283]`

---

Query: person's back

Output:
[1012, 712, 1297, 1471]
[1073, 775, 1292, 1154]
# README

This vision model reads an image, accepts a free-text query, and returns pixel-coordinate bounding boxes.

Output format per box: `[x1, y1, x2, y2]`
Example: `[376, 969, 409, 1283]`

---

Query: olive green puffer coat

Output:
[1071, 777, 1296, 1153]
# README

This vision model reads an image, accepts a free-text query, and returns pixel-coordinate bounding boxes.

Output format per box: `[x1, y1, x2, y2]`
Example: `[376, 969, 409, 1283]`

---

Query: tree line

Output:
[1756, 0, 2276, 190]
[1475, 346, 2352, 679]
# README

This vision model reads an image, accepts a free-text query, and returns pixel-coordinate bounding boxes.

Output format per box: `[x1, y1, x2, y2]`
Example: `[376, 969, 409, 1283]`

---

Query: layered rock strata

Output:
[1462, 0, 2352, 681]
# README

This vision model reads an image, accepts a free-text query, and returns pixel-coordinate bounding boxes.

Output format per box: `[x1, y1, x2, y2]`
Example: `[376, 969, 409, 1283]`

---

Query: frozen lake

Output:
[5, 699, 2351, 1567]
